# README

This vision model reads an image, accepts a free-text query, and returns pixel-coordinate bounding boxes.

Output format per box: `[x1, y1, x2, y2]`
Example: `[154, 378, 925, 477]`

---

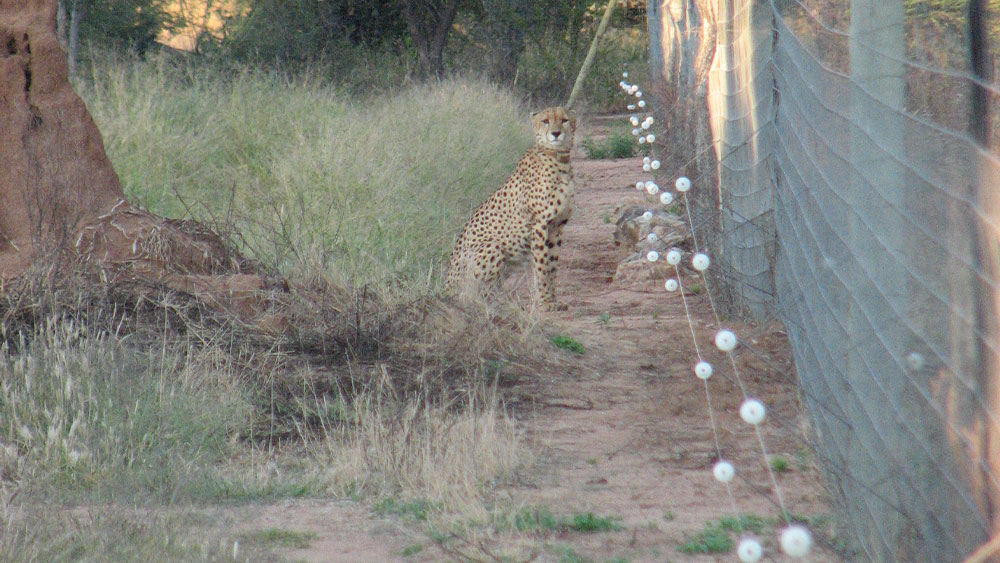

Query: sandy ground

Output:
[215, 116, 844, 562]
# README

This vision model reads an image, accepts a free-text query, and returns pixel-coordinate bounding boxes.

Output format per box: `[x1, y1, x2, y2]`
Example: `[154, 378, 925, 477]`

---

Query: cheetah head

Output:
[531, 107, 576, 151]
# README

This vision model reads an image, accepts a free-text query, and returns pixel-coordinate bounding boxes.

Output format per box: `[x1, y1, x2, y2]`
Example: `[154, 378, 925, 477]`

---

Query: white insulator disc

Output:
[739, 399, 766, 425]
[691, 253, 710, 271]
[695, 361, 713, 380]
[713, 460, 735, 483]
[780, 526, 813, 558]
[714, 329, 737, 351]
[737, 538, 763, 562]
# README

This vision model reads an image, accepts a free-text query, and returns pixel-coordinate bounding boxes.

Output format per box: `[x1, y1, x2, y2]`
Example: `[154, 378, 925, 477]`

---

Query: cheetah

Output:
[445, 106, 576, 310]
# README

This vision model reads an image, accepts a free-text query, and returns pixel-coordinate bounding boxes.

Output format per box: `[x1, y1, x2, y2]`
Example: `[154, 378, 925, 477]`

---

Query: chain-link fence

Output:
[649, 0, 1000, 560]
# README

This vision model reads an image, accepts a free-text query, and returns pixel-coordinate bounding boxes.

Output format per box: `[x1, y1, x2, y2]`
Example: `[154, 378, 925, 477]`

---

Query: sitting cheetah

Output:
[445, 106, 576, 310]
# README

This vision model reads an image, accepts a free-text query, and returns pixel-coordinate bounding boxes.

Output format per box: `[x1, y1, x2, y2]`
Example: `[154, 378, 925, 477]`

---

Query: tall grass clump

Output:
[308, 382, 527, 520]
[78, 54, 530, 287]
[0, 317, 251, 503]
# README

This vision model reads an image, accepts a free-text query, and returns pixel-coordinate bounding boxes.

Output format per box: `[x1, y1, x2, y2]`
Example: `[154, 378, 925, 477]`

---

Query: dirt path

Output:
[226, 116, 842, 562]
[493, 115, 842, 561]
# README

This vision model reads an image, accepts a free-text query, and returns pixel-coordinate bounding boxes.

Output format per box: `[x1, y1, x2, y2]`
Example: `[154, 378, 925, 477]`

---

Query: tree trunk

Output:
[56, 0, 67, 49]
[402, 0, 460, 79]
[565, 0, 617, 110]
[67, 0, 84, 76]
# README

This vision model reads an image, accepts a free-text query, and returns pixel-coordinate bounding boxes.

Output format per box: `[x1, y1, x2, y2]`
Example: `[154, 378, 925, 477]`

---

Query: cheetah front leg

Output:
[531, 220, 566, 311]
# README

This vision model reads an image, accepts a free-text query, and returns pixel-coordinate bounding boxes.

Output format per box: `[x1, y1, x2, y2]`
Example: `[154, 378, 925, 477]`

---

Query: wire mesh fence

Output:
[649, 0, 1000, 560]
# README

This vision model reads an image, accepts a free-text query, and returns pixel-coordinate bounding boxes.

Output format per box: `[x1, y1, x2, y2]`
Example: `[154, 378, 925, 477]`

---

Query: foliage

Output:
[210, 0, 406, 65]
[75, 0, 176, 54]
[196, 0, 647, 107]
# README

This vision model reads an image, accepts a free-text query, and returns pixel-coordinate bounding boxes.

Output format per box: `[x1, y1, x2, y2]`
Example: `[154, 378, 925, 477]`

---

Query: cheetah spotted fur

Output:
[445, 107, 576, 310]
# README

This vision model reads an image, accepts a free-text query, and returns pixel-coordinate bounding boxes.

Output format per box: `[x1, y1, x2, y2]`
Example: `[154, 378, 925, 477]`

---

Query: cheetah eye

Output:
[561, 119, 569, 124]
[542, 119, 550, 124]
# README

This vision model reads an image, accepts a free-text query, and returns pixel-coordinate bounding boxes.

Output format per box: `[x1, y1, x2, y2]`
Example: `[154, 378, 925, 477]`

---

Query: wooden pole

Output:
[565, 0, 617, 110]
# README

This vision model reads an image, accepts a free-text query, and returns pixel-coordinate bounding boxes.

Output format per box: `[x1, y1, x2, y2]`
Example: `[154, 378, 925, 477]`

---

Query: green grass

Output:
[550, 334, 586, 354]
[401, 542, 426, 556]
[494, 507, 621, 534]
[240, 528, 317, 549]
[0, 508, 272, 562]
[583, 133, 637, 159]
[719, 514, 768, 534]
[770, 455, 791, 473]
[0, 322, 254, 503]
[79, 54, 530, 287]
[374, 498, 440, 522]
[680, 514, 777, 555]
[567, 512, 622, 532]
[678, 522, 733, 554]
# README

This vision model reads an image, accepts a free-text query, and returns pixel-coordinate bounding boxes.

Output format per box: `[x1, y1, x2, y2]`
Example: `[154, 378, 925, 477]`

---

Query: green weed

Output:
[679, 522, 733, 554]
[567, 512, 622, 532]
[550, 334, 585, 354]
[770, 455, 791, 473]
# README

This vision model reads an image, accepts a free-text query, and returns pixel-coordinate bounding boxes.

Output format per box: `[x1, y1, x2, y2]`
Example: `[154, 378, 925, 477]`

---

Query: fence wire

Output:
[650, 0, 1000, 560]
